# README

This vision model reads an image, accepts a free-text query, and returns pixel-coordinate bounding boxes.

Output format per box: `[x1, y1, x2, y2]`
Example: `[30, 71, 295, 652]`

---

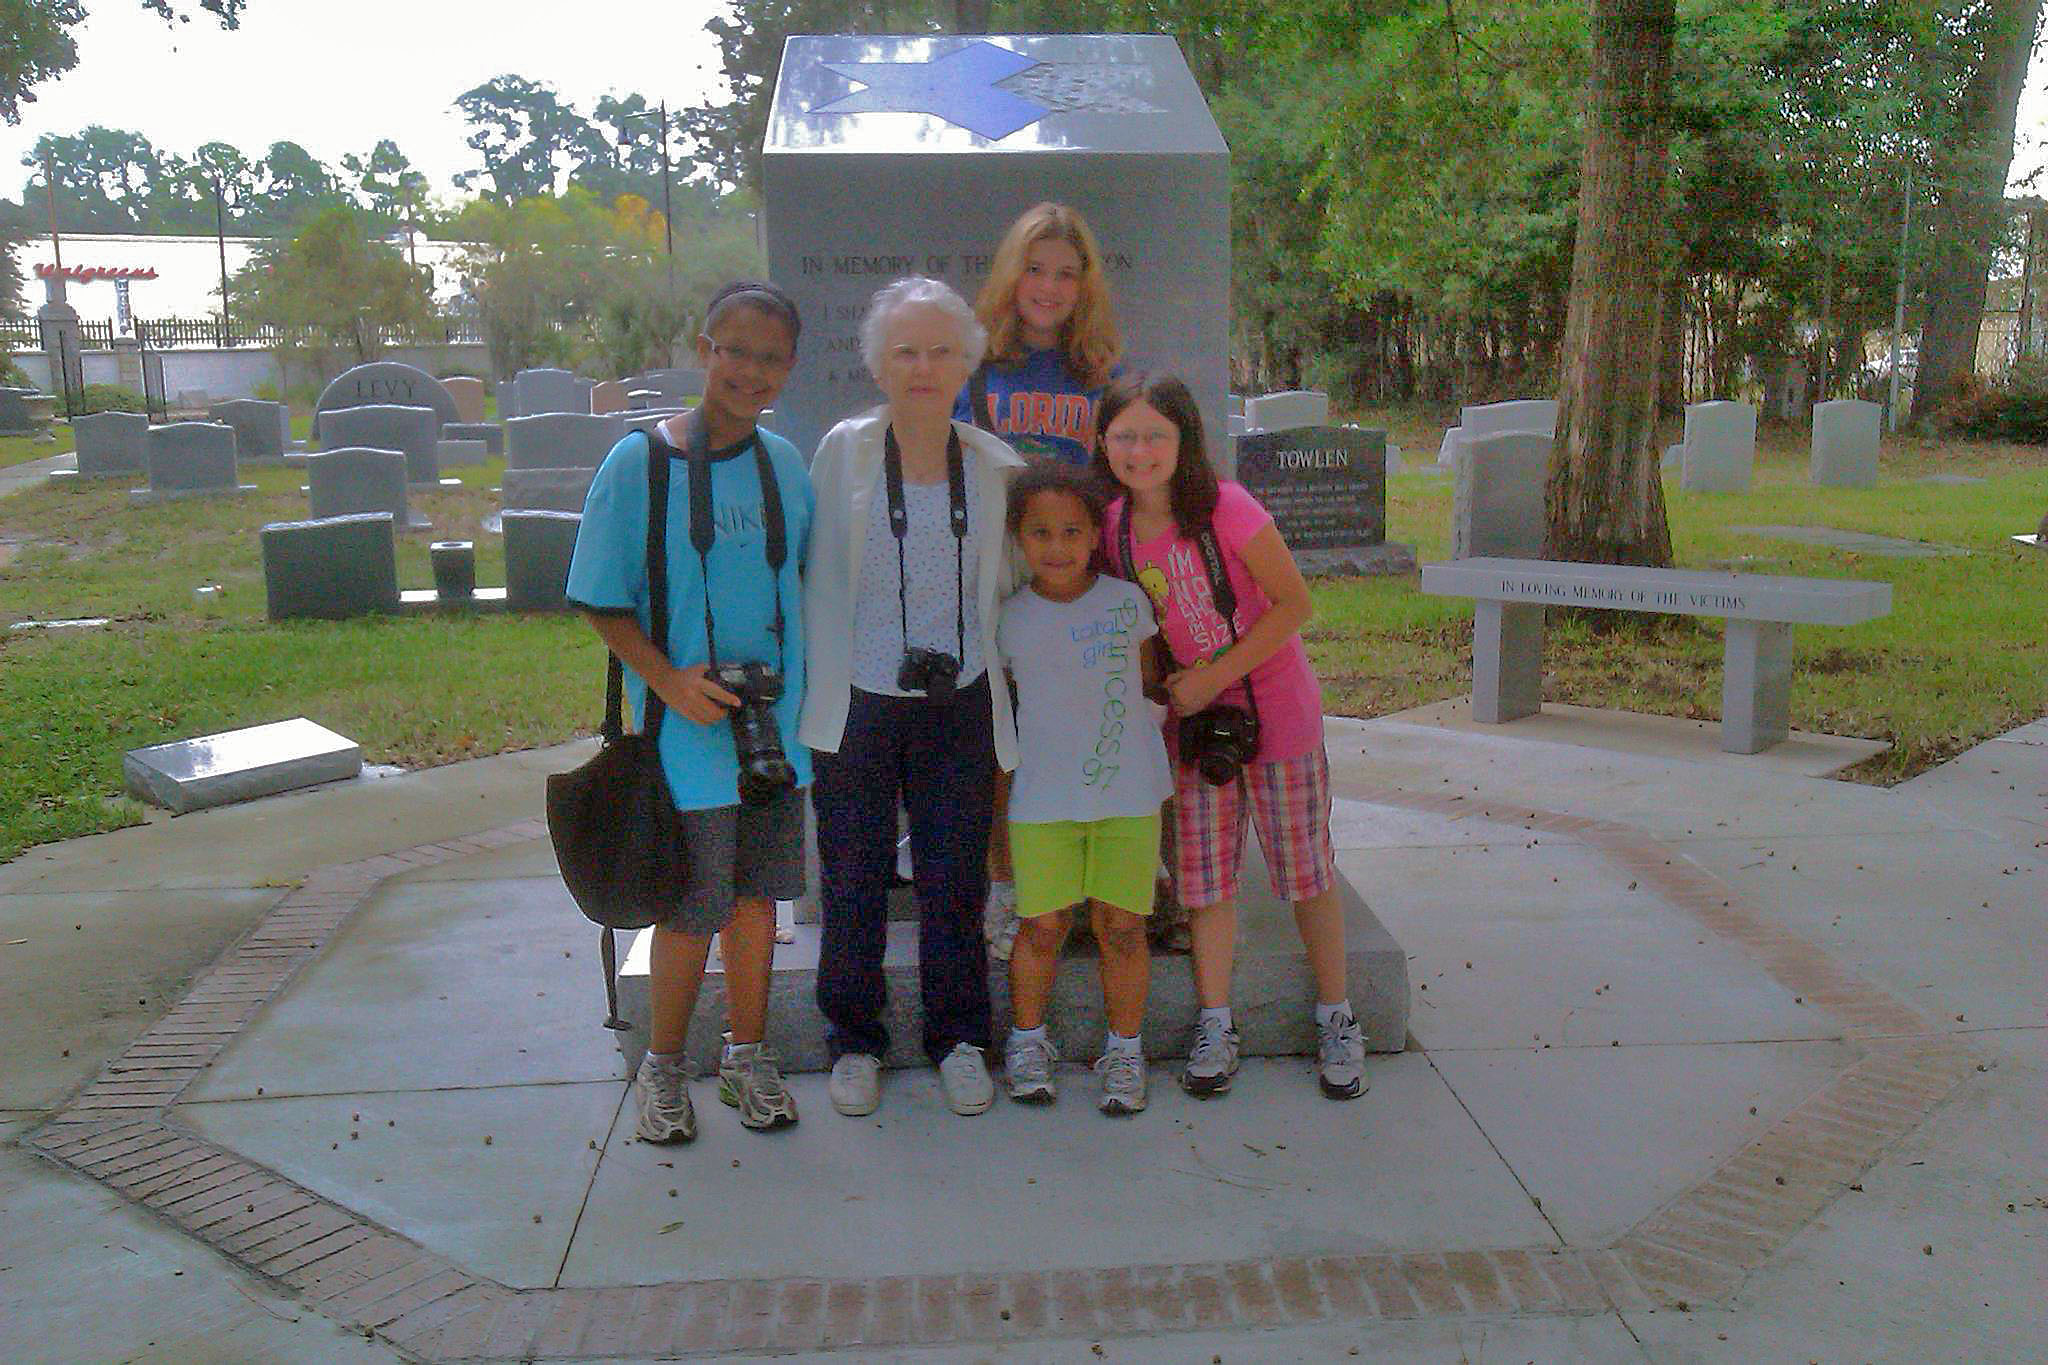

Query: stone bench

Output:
[1419, 556, 1892, 754]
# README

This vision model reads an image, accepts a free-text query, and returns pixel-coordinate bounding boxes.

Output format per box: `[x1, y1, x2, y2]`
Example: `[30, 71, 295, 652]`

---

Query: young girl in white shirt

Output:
[996, 463, 1172, 1115]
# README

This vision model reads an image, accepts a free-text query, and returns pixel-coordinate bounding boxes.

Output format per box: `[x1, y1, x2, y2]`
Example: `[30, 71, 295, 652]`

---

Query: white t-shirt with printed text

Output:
[997, 575, 1173, 825]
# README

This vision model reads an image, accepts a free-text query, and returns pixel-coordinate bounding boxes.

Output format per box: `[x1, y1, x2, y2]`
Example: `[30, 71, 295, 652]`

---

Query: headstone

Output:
[1452, 431, 1550, 560]
[442, 376, 487, 424]
[307, 447, 411, 526]
[1763, 356, 1808, 421]
[72, 411, 148, 478]
[260, 513, 400, 620]
[142, 422, 239, 499]
[508, 368, 591, 417]
[1811, 399, 1880, 488]
[502, 510, 582, 611]
[442, 421, 503, 456]
[763, 33, 1229, 460]
[1232, 425, 1415, 575]
[122, 717, 362, 814]
[0, 387, 48, 436]
[1663, 442, 1685, 472]
[1680, 400, 1756, 493]
[1463, 398, 1557, 442]
[1226, 413, 1247, 437]
[628, 368, 705, 402]
[505, 412, 627, 470]
[622, 410, 685, 436]
[436, 438, 488, 467]
[313, 361, 457, 439]
[208, 398, 291, 463]
[321, 404, 440, 486]
[502, 466, 597, 514]
[590, 379, 628, 414]
[1242, 389, 1329, 432]
[1437, 424, 1464, 468]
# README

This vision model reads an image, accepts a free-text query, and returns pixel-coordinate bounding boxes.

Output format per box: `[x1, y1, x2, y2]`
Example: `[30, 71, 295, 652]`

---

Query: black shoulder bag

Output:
[545, 427, 688, 1030]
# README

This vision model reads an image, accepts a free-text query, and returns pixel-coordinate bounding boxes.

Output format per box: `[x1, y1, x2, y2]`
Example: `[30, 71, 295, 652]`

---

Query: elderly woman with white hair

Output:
[800, 276, 1026, 1119]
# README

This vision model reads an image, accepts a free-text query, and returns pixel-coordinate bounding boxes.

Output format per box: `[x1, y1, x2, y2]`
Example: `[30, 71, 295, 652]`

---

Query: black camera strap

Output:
[1115, 499, 1262, 731]
[883, 423, 968, 677]
[655, 412, 787, 677]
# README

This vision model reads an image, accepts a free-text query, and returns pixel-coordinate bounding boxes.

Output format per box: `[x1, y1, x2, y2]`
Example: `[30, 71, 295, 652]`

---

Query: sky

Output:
[0, 2, 2044, 211]
[0, 0, 733, 207]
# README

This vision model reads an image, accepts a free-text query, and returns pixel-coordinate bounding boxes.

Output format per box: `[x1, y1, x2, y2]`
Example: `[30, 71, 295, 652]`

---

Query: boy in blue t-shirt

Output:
[566, 281, 815, 1144]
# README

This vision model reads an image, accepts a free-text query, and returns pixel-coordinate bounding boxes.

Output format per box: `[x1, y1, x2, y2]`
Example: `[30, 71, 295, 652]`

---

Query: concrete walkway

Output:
[2, 713, 2041, 1362]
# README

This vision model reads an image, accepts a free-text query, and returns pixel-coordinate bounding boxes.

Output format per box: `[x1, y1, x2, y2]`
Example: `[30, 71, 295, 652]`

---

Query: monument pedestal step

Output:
[614, 843, 1407, 1076]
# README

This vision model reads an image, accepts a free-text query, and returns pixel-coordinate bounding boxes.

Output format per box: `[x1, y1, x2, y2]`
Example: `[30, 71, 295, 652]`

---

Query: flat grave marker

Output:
[123, 717, 362, 814]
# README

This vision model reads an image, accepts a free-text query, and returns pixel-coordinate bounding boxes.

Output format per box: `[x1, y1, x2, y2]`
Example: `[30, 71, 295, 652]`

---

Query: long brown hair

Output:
[975, 202, 1122, 387]
[1090, 372, 1219, 539]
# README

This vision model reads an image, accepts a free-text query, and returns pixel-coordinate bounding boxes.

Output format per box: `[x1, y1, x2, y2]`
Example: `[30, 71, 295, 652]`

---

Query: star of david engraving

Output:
[813, 41, 1050, 140]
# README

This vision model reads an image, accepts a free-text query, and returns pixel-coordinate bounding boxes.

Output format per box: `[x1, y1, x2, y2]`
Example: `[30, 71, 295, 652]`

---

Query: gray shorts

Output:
[664, 785, 807, 934]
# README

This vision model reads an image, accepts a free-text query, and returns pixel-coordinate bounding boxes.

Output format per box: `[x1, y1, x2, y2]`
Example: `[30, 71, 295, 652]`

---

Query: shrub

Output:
[1945, 357, 2048, 444]
[60, 383, 147, 418]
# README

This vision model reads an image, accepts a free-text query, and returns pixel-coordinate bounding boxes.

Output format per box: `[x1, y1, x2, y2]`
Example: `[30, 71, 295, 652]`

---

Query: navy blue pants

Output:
[813, 676, 995, 1066]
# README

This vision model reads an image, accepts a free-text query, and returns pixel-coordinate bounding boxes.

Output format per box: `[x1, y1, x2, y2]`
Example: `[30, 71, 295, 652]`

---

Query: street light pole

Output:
[213, 174, 232, 348]
[620, 104, 677, 291]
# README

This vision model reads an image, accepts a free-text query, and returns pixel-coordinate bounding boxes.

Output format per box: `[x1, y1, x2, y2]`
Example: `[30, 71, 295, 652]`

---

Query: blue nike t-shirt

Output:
[954, 347, 1115, 468]
[566, 426, 815, 812]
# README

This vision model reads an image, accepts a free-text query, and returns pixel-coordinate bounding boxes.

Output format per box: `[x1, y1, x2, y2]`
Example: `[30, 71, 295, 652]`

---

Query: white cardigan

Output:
[798, 406, 1026, 771]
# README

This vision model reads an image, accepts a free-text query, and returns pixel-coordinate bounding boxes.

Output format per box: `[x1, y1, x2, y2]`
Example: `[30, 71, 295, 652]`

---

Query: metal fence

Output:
[5, 315, 487, 352]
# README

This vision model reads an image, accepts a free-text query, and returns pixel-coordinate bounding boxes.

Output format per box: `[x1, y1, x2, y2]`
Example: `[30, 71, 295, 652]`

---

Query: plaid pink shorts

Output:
[1172, 745, 1336, 908]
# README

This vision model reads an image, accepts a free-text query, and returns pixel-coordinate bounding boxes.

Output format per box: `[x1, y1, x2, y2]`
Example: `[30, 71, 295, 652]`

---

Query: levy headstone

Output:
[1233, 425, 1415, 575]
[1811, 399, 1880, 488]
[1680, 400, 1756, 493]
[322, 404, 440, 486]
[73, 411, 148, 478]
[1452, 431, 1550, 560]
[763, 33, 1229, 461]
[313, 361, 457, 438]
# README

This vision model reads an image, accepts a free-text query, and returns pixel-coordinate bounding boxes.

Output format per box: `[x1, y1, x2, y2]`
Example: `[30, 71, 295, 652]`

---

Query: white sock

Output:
[723, 1040, 758, 1063]
[646, 1049, 686, 1071]
[1009, 1024, 1048, 1046]
[1199, 1005, 1233, 1032]
[1103, 1031, 1143, 1058]
[988, 880, 1016, 909]
[1315, 999, 1354, 1027]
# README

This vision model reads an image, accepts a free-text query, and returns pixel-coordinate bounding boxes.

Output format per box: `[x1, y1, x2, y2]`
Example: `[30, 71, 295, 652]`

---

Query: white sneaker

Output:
[895, 833, 914, 881]
[1095, 1049, 1148, 1116]
[633, 1053, 696, 1143]
[939, 1042, 994, 1115]
[1004, 1030, 1058, 1104]
[1181, 1015, 1240, 1097]
[828, 1052, 881, 1116]
[1317, 1010, 1369, 1100]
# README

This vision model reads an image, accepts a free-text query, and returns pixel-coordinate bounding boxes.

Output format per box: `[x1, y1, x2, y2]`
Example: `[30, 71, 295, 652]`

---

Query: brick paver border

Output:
[26, 790, 1983, 1359]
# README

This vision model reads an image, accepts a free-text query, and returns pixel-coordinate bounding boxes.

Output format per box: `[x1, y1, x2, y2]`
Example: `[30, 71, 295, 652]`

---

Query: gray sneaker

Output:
[939, 1042, 994, 1115]
[633, 1053, 696, 1144]
[828, 1053, 881, 1117]
[1095, 1049, 1148, 1116]
[1004, 1031, 1059, 1104]
[719, 1044, 798, 1129]
[1318, 1011, 1369, 1100]
[1180, 1016, 1240, 1097]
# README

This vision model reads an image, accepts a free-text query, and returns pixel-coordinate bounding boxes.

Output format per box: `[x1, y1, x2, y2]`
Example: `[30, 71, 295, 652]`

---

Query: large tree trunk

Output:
[1910, 0, 2043, 423]
[1657, 272, 1685, 416]
[1544, 0, 1675, 566]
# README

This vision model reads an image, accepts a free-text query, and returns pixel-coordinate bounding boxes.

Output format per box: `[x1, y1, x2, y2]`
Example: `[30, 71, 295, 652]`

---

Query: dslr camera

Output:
[897, 647, 960, 700]
[1178, 703, 1261, 787]
[708, 662, 796, 806]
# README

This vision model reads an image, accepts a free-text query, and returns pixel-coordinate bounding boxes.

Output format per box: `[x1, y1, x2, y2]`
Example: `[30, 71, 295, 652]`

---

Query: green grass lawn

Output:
[2, 416, 2043, 862]
[1, 429, 66, 470]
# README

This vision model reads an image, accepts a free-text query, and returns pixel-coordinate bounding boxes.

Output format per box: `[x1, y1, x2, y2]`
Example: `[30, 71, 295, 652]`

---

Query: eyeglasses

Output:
[1105, 429, 1177, 451]
[704, 339, 794, 372]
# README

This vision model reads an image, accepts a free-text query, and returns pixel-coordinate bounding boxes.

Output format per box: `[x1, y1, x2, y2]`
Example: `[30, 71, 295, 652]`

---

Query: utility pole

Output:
[658, 100, 674, 292]
[213, 175, 232, 347]
[42, 149, 63, 273]
[2017, 203, 2040, 362]
[1887, 162, 1914, 431]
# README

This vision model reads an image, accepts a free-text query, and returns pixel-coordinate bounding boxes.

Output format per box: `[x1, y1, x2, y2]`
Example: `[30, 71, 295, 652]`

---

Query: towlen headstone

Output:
[1233, 425, 1415, 575]
[762, 34, 1229, 462]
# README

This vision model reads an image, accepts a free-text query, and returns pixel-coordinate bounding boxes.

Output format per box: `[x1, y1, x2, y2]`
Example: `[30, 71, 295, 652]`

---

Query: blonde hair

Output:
[975, 202, 1122, 388]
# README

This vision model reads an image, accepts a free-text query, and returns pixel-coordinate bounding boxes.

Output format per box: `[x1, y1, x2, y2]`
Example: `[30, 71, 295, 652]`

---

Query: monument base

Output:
[127, 483, 257, 505]
[615, 843, 1408, 1076]
[1296, 542, 1418, 578]
[397, 587, 509, 614]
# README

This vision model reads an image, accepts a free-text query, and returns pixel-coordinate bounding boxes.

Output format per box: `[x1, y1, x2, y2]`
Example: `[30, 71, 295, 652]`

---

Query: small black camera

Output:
[896, 647, 960, 700]
[1178, 704, 1262, 787]
[708, 662, 797, 806]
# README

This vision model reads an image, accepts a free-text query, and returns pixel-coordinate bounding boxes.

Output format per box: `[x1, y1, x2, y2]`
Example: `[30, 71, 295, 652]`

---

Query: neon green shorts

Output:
[1008, 813, 1161, 919]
